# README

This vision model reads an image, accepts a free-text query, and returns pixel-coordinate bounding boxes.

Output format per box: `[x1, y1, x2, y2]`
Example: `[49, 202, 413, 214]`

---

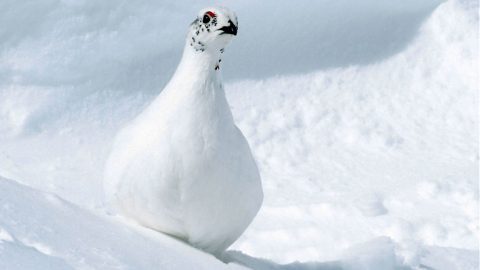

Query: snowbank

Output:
[0, 175, 421, 270]
[227, 0, 478, 265]
[0, 176, 246, 270]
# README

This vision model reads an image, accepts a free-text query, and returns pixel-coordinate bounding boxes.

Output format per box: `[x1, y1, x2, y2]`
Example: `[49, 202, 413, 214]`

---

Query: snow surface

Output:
[0, 176, 247, 270]
[0, 0, 478, 269]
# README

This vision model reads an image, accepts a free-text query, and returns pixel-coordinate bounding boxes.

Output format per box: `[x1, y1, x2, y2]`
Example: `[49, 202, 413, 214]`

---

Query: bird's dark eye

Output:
[202, 11, 215, 24]
[203, 14, 211, 24]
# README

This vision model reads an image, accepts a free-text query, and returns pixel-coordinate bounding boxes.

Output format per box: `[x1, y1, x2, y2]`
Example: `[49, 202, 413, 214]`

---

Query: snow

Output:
[226, 0, 478, 265]
[0, 0, 478, 269]
[0, 176, 246, 270]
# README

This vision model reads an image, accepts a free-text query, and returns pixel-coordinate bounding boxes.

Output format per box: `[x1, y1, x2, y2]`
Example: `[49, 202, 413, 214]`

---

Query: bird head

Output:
[188, 7, 238, 53]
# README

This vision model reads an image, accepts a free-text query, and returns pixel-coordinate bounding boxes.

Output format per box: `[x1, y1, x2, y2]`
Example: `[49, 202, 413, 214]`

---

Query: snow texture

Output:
[0, 0, 478, 269]
[0, 176, 246, 270]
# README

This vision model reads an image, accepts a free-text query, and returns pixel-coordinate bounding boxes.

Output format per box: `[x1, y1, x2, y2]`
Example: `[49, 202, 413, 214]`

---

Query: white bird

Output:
[104, 7, 263, 255]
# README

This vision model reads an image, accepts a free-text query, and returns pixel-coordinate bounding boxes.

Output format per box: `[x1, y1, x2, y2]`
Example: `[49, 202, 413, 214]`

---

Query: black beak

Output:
[219, 20, 238, 36]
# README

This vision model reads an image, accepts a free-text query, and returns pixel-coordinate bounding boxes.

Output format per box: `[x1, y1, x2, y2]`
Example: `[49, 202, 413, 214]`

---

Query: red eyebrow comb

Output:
[206, 11, 216, 17]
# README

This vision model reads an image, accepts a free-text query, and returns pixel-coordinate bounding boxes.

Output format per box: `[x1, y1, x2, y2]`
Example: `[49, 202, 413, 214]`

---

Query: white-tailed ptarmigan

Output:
[104, 7, 263, 255]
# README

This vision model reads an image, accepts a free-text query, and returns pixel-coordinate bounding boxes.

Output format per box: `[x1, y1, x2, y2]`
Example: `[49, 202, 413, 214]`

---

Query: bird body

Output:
[104, 7, 263, 254]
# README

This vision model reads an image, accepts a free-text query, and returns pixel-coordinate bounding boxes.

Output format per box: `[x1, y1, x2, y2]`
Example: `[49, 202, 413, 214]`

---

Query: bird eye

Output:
[203, 14, 210, 24]
[202, 11, 215, 24]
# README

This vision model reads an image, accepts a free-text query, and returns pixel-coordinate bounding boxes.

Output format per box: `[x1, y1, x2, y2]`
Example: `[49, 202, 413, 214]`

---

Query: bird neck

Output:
[159, 41, 227, 103]
[151, 41, 233, 125]
[174, 42, 223, 81]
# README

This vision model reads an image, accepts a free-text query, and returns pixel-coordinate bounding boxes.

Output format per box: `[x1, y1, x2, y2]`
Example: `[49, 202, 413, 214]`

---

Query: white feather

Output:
[104, 7, 263, 254]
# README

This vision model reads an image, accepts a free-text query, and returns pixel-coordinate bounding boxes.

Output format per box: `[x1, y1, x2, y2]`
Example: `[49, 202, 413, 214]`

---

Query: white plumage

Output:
[104, 7, 263, 254]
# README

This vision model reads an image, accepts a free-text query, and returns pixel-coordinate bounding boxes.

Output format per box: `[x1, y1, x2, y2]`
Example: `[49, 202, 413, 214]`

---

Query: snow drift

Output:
[0, 176, 246, 269]
[0, 0, 478, 269]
